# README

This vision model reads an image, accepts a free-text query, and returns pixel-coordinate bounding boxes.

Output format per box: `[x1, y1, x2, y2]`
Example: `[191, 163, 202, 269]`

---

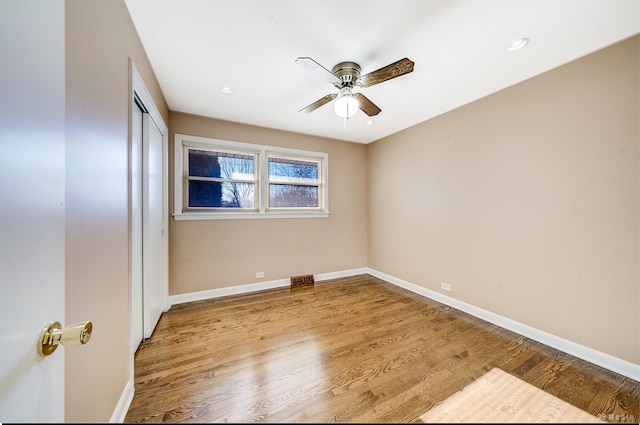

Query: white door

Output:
[0, 1, 66, 422]
[130, 99, 144, 354]
[130, 66, 168, 354]
[142, 113, 165, 339]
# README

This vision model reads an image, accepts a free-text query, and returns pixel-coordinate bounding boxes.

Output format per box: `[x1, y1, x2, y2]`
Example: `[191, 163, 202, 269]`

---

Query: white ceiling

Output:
[124, 0, 639, 144]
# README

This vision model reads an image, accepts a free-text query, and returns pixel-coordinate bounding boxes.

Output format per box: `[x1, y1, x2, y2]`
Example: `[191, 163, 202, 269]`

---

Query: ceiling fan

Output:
[296, 57, 415, 118]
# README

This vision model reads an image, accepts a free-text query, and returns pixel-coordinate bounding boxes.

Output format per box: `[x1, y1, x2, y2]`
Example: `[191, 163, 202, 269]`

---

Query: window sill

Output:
[173, 211, 331, 221]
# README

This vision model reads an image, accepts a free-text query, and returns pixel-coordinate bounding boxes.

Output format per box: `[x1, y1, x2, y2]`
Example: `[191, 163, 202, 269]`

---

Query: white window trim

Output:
[174, 133, 330, 220]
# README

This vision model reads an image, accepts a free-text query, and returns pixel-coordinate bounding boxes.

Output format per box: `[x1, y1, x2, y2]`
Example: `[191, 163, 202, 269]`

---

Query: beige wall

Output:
[65, 0, 168, 421]
[368, 36, 639, 364]
[169, 112, 368, 294]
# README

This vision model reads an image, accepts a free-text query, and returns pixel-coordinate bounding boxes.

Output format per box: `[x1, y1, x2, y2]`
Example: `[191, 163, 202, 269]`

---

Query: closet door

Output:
[142, 113, 164, 339]
[131, 100, 143, 352]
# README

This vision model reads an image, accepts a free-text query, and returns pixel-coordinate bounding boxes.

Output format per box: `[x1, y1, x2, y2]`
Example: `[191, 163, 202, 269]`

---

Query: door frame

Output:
[127, 60, 169, 389]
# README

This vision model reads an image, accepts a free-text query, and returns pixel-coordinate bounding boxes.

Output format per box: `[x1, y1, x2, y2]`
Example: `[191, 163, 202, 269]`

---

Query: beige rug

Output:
[419, 368, 605, 423]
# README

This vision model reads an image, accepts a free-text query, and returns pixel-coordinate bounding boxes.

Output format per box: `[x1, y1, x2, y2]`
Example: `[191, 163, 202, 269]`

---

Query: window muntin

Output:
[267, 156, 321, 209]
[174, 134, 329, 220]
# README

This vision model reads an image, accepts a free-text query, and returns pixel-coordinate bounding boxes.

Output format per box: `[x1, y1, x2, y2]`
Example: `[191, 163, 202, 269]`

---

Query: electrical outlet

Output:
[256, 272, 265, 278]
[441, 282, 452, 291]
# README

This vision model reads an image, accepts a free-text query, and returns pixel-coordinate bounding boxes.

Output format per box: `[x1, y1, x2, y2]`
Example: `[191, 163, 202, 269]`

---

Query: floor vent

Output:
[290, 274, 315, 287]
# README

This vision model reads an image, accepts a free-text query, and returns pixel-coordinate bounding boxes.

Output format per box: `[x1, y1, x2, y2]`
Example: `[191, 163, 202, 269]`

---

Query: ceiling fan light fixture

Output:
[334, 89, 359, 118]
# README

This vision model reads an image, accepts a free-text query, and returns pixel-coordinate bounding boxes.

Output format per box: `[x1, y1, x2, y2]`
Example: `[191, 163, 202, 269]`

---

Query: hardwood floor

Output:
[125, 274, 639, 423]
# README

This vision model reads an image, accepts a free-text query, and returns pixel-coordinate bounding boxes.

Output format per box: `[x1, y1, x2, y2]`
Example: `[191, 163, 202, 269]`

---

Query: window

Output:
[174, 134, 329, 220]
[267, 155, 320, 209]
[187, 148, 256, 209]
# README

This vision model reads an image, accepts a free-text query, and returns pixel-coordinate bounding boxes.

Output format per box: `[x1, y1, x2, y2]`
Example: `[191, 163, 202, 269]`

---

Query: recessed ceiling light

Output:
[366, 120, 375, 126]
[220, 86, 233, 94]
[508, 37, 529, 52]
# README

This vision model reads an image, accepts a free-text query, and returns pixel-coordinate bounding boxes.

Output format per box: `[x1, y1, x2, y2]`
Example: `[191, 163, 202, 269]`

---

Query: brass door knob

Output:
[38, 321, 93, 357]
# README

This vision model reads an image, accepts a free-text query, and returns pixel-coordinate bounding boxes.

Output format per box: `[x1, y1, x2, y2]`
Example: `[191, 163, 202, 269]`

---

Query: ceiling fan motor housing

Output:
[332, 62, 361, 88]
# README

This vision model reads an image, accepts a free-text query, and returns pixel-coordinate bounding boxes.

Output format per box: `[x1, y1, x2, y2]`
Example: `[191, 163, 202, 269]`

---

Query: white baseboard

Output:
[315, 267, 368, 281]
[367, 268, 640, 381]
[110, 379, 134, 423]
[168, 268, 369, 306]
[168, 278, 290, 306]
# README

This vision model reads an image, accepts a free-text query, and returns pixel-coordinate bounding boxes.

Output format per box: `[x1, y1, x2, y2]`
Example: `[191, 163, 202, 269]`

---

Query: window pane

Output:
[189, 181, 254, 208]
[218, 153, 254, 180]
[222, 182, 255, 208]
[188, 149, 221, 178]
[269, 184, 318, 208]
[188, 180, 222, 207]
[269, 157, 318, 184]
[188, 149, 254, 180]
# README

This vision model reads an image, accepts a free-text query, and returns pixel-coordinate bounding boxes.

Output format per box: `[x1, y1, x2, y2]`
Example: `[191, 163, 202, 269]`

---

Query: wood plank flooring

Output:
[124, 274, 639, 423]
[418, 367, 606, 423]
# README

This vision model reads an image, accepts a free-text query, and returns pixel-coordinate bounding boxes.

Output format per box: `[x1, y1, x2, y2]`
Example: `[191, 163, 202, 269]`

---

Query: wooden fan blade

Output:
[353, 93, 381, 116]
[356, 58, 414, 88]
[298, 93, 337, 114]
[296, 57, 341, 86]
